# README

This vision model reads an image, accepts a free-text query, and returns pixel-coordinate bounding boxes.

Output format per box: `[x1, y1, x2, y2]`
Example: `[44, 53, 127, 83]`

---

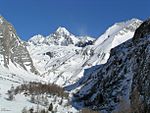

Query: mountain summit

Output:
[55, 26, 71, 35]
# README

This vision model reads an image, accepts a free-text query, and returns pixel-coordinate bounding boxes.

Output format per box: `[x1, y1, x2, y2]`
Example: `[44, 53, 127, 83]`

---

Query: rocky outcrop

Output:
[133, 18, 150, 42]
[0, 16, 39, 74]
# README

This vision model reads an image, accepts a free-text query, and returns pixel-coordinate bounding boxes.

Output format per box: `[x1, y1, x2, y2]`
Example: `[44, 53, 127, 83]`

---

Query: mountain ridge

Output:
[28, 26, 95, 47]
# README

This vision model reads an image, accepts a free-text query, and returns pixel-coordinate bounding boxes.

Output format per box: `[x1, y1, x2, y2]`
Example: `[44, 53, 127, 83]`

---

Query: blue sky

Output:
[0, 0, 149, 40]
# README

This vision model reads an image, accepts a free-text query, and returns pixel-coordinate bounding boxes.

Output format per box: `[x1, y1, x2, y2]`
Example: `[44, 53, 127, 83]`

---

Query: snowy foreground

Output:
[0, 64, 78, 113]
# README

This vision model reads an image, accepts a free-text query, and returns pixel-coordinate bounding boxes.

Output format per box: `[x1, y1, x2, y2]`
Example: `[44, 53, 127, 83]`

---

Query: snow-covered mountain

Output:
[71, 19, 150, 113]
[0, 15, 144, 113]
[27, 18, 142, 86]
[29, 27, 95, 46]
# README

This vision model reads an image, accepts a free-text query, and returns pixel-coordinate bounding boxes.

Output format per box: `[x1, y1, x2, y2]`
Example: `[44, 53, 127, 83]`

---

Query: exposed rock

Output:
[130, 18, 150, 113]
[132, 18, 150, 42]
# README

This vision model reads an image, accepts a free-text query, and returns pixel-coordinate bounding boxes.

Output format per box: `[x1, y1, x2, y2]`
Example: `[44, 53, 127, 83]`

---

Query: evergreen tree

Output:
[48, 103, 53, 111]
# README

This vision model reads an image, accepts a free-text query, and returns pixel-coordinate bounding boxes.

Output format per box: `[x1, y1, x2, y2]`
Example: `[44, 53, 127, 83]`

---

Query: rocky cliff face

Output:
[0, 16, 38, 74]
[130, 18, 150, 113]
[133, 18, 150, 42]
[72, 19, 150, 112]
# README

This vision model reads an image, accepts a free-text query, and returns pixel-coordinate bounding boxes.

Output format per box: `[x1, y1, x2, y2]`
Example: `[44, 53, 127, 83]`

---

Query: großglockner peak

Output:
[29, 26, 95, 46]
[45, 26, 81, 46]
[55, 26, 71, 36]
[0, 16, 39, 74]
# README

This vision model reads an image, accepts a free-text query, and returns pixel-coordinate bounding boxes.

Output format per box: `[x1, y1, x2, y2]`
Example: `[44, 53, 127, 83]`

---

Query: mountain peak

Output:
[56, 26, 70, 35]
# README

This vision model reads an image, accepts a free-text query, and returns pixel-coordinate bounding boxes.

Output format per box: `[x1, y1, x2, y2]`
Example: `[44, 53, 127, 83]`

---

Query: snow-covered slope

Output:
[0, 63, 78, 113]
[27, 19, 142, 87]
[86, 18, 142, 65]
[0, 53, 47, 113]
